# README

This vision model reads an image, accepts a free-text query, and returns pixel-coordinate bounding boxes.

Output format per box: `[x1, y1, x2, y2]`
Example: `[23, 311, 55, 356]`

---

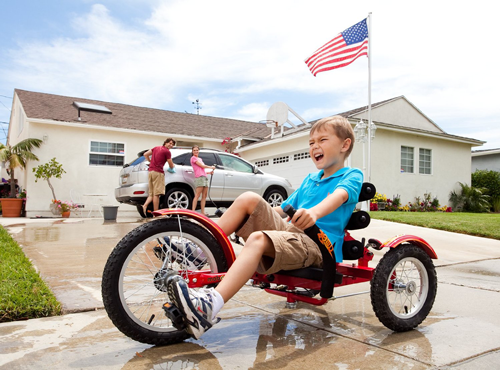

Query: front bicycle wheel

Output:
[102, 217, 228, 345]
[370, 244, 437, 332]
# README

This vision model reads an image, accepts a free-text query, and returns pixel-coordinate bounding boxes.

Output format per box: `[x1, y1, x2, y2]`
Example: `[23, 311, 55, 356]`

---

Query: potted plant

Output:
[33, 158, 66, 215]
[52, 200, 77, 218]
[0, 138, 42, 217]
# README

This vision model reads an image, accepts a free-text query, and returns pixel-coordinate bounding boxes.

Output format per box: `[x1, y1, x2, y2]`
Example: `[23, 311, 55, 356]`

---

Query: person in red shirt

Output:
[142, 138, 176, 214]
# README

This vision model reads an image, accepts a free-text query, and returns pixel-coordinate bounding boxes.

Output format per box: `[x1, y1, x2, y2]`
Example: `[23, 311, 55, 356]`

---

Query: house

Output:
[471, 148, 500, 172]
[238, 96, 485, 206]
[6, 89, 484, 217]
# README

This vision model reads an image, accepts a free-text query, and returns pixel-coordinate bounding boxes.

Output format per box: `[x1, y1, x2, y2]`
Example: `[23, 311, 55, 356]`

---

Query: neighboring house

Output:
[471, 148, 500, 172]
[6, 89, 484, 217]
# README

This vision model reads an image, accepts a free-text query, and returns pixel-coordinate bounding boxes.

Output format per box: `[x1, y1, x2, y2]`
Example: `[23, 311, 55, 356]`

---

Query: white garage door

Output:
[255, 151, 316, 190]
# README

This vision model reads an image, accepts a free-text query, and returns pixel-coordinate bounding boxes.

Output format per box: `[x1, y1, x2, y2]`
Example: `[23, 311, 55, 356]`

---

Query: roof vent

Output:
[73, 101, 112, 120]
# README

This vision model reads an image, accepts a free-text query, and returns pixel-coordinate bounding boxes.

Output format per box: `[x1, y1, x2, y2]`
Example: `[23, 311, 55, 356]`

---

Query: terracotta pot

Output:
[61, 211, 71, 218]
[1, 198, 24, 217]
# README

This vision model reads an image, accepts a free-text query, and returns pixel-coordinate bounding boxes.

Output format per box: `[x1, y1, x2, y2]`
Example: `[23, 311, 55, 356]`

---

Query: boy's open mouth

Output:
[314, 153, 324, 161]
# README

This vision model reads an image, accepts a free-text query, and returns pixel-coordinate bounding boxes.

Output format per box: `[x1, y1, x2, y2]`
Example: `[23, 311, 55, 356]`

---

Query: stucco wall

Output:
[239, 127, 471, 208]
[472, 153, 500, 172]
[354, 99, 443, 133]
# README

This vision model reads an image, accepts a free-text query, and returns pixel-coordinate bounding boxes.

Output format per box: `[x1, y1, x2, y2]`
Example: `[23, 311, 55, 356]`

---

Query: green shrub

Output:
[472, 170, 500, 211]
[449, 182, 490, 213]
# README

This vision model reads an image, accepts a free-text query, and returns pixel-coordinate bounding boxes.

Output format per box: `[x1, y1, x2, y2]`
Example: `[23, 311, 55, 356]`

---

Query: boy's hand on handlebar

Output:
[288, 208, 317, 230]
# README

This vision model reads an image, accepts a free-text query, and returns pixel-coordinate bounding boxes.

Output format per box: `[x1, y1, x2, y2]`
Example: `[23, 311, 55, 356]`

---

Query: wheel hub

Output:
[393, 279, 417, 296]
[154, 269, 177, 292]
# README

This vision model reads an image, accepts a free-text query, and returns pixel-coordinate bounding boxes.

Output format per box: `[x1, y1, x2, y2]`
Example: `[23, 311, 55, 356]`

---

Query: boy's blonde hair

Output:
[310, 115, 355, 157]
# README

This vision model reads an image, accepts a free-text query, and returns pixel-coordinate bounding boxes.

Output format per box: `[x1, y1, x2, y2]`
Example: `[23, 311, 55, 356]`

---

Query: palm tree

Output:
[0, 138, 43, 198]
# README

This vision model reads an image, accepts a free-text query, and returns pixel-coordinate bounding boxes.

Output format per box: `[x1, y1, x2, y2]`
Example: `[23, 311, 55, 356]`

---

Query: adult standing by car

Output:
[143, 138, 176, 214]
[190, 145, 215, 216]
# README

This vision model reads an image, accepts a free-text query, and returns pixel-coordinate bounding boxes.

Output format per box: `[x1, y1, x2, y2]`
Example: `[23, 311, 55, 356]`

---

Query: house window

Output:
[273, 156, 289, 164]
[401, 146, 414, 173]
[89, 141, 125, 166]
[419, 148, 432, 174]
[255, 160, 269, 167]
[294, 152, 310, 160]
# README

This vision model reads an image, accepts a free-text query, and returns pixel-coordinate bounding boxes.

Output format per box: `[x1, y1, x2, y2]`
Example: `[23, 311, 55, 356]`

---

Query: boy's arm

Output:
[289, 188, 348, 230]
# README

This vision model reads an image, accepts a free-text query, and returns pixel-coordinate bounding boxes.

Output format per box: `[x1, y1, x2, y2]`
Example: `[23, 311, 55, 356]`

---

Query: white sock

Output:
[211, 289, 225, 321]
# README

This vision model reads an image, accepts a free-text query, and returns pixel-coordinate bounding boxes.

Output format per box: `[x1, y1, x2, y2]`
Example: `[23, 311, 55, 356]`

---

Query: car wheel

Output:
[164, 188, 192, 209]
[263, 188, 286, 207]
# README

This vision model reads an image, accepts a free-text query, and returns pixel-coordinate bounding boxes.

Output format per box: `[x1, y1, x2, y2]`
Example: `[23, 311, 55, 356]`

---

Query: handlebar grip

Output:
[283, 205, 323, 242]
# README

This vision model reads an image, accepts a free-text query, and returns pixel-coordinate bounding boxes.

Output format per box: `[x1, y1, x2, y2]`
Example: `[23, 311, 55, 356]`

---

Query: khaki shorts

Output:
[236, 198, 322, 274]
[194, 176, 209, 188]
[148, 171, 165, 196]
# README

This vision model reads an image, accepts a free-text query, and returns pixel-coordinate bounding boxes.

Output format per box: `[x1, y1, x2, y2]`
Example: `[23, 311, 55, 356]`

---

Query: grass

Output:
[370, 211, 500, 240]
[0, 225, 61, 322]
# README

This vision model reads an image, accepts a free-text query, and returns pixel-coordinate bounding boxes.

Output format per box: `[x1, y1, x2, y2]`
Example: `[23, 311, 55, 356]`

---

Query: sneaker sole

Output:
[167, 276, 212, 339]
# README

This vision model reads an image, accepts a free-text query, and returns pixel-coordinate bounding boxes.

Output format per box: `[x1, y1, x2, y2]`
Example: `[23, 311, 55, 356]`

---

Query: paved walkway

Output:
[0, 216, 499, 369]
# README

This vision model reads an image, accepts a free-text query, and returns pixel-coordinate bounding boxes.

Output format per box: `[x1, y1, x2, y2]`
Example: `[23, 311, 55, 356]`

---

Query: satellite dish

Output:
[267, 102, 289, 126]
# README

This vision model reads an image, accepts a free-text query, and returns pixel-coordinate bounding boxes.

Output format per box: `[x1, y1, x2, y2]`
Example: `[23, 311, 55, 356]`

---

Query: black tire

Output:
[370, 244, 437, 332]
[164, 188, 192, 209]
[136, 204, 153, 218]
[263, 188, 287, 207]
[102, 217, 228, 346]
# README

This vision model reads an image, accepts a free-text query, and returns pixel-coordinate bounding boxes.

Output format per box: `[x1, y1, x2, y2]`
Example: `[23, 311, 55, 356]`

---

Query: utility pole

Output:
[192, 99, 202, 115]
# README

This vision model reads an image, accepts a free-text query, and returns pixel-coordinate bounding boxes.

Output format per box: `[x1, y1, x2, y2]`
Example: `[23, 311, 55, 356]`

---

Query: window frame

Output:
[419, 148, 432, 175]
[89, 140, 126, 167]
[400, 146, 414, 174]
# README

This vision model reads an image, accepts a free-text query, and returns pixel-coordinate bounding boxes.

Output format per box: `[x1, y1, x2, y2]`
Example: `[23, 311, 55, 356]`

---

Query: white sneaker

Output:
[167, 275, 219, 339]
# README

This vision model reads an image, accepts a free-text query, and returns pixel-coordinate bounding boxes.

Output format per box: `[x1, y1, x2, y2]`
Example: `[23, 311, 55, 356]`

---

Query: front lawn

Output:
[0, 226, 61, 322]
[370, 211, 500, 240]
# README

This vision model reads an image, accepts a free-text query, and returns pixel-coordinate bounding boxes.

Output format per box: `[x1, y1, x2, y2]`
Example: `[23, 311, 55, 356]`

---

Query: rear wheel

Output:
[370, 244, 437, 332]
[102, 217, 228, 345]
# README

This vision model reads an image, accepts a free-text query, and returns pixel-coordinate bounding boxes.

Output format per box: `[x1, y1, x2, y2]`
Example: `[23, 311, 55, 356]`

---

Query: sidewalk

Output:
[1, 216, 500, 369]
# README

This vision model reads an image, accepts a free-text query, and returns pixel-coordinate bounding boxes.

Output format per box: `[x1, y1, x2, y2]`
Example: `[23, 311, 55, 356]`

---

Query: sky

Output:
[1, 0, 499, 149]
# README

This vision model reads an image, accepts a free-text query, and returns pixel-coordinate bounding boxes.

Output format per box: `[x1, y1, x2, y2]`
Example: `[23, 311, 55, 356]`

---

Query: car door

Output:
[180, 152, 224, 201]
[217, 153, 262, 200]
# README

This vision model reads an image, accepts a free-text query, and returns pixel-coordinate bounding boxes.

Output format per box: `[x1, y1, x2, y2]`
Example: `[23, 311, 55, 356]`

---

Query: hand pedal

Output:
[163, 302, 186, 330]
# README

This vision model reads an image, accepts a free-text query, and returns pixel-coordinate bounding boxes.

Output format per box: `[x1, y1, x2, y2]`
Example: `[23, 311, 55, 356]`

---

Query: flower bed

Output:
[370, 192, 452, 212]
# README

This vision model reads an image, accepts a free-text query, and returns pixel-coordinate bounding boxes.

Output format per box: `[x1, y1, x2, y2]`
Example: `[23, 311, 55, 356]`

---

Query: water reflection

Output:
[123, 308, 434, 369]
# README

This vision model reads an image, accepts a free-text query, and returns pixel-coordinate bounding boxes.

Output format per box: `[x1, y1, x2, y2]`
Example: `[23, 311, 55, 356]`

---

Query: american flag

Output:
[305, 18, 368, 77]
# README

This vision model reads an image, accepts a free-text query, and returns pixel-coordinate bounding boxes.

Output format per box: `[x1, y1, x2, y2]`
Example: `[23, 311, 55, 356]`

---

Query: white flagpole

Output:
[367, 12, 372, 183]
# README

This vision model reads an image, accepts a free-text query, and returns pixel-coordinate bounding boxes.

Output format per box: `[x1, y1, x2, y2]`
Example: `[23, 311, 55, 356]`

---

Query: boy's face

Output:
[309, 127, 351, 177]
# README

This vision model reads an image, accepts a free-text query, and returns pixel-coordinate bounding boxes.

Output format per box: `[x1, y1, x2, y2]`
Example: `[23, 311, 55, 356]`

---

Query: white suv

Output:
[115, 148, 294, 217]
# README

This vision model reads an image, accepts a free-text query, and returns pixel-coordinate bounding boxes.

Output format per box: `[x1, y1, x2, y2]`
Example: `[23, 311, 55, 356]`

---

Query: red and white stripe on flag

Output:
[305, 18, 368, 76]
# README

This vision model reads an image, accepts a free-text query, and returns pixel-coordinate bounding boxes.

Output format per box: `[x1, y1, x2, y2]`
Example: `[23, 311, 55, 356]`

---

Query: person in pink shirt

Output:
[143, 138, 176, 214]
[190, 146, 215, 215]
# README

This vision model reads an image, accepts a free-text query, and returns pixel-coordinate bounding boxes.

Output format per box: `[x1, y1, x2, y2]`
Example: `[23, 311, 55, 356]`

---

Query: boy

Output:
[143, 138, 176, 213]
[167, 115, 363, 339]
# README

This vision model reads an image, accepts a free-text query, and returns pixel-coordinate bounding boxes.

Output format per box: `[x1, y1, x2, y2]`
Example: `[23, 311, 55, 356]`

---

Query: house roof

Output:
[15, 89, 272, 141]
[472, 148, 500, 156]
[236, 96, 484, 151]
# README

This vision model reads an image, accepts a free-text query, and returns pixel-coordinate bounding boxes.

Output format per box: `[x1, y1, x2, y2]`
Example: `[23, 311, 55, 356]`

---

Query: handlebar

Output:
[283, 204, 337, 299]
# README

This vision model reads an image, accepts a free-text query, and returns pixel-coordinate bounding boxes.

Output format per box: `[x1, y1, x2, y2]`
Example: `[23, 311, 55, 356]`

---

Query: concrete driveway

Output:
[0, 214, 499, 369]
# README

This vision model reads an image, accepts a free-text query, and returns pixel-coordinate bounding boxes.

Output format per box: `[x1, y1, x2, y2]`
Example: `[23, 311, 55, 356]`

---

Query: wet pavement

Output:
[0, 214, 499, 369]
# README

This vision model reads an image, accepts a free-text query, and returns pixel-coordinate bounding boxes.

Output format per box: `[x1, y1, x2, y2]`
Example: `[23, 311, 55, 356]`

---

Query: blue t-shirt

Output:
[281, 167, 363, 262]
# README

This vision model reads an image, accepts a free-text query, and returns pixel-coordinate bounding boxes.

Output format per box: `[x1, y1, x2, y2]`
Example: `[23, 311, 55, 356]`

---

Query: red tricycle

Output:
[102, 183, 438, 346]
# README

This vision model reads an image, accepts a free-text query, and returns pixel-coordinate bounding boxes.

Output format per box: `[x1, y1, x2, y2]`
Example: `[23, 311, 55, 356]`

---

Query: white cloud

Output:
[1, 0, 499, 149]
